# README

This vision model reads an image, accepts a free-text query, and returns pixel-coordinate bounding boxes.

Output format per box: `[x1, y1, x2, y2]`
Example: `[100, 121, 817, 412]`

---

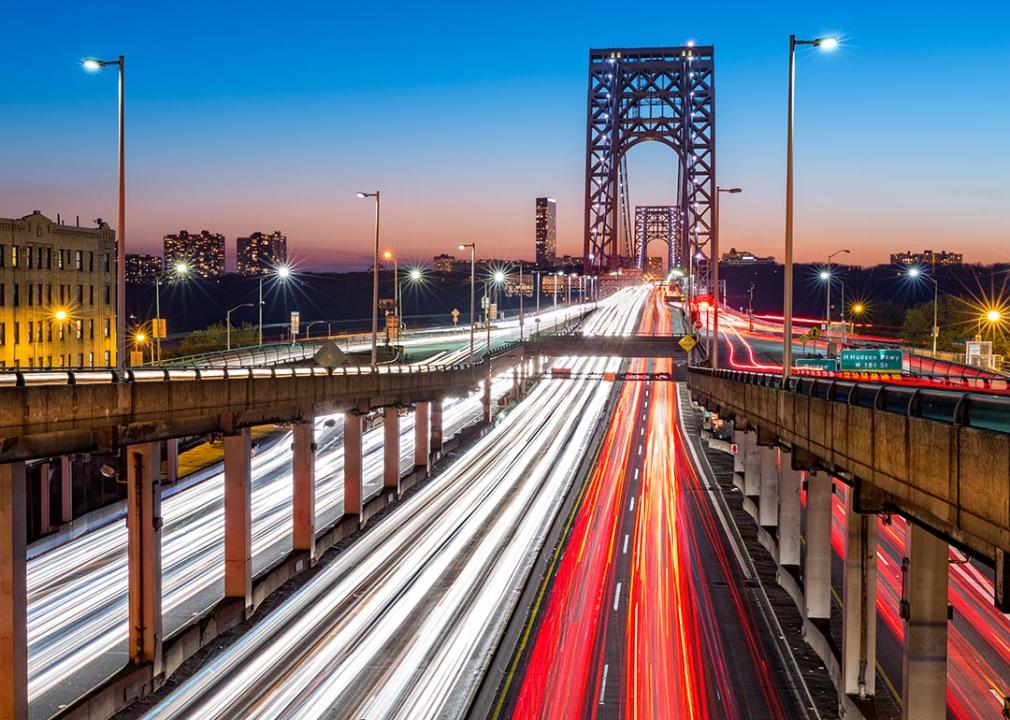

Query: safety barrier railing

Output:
[689, 366, 1010, 434]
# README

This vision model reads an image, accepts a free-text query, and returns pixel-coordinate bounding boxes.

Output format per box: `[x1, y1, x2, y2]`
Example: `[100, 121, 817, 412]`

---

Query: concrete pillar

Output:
[743, 433, 760, 498]
[383, 409, 401, 493]
[804, 471, 833, 620]
[223, 429, 252, 614]
[482, 374, 492, 422]
[38, 462, 52, 535]
[901, 524, 949, 720]
[431, 400, 444, 455]
[0, 462, 27, 720]
[732, 430, 747, 492]
[165, 438, 179, 485]
[126, 443, 162, 674]
[778, 461, 802, 567]
[841, 486, 877, 698]
[758, 446, 779, 528]
[343, 413, 363, 517]
[512, 365, 519, 400]
[59, 456, 72, 524]
[414, 402, 430, 471]
[292, 421, 315, 561]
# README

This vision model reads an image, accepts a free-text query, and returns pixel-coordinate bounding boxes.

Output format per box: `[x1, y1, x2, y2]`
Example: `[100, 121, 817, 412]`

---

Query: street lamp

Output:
[82, 55, 126, 370]
[907, 266, 940, 356]
[459, 243, 476, 363]
[154, 260, 189, 362]
[357, 191, 381, 370]
[383, 249, 400, 324]
[824, 248, 850, 330]
[783, 34, 839, 376]
[258, 264, 292, 347]
[226, 302, 256, 351]
[979, 308, 1003, 339]
[711, 185, 742, 368]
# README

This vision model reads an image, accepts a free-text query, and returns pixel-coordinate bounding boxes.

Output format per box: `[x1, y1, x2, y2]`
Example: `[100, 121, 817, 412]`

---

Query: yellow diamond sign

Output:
[678, 335, 697, 352]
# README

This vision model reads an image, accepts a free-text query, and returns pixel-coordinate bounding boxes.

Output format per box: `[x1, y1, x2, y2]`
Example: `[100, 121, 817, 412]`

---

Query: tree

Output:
[900, 297, 964, 352]
[169, 322, 259, 358]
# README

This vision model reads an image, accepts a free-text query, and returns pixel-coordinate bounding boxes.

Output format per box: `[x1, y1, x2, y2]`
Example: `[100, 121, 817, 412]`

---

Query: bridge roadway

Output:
[688, 366, 1010, 720]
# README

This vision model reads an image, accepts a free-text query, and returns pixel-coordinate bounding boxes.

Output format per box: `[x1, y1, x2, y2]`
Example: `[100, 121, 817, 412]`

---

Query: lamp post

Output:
[82, 55, 126, 370]
[783, 34, 839, 377]
[153, 260, 189, 362]
[711, 185, 742, 369]
[823, 248, 850, 331]
[459, 243, 476, 363]
[907, 267, 940, 357]
[227, 302, 256, 351]
[258, 265, 291, 347]
[383, 249, 399, 324]
[356, 191, 381, 369]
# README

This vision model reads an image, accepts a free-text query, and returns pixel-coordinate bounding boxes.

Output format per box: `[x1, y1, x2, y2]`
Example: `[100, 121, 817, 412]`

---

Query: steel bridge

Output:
[584, 45, 715, 273]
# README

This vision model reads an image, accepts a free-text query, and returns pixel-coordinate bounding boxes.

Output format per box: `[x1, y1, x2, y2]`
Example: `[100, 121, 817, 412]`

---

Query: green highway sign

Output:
[795, 357, 837, 371]
[839, 349, 904, 372]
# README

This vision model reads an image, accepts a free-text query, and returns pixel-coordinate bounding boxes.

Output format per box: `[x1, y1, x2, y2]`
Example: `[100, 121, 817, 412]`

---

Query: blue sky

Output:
[2, 0, 1008, 268]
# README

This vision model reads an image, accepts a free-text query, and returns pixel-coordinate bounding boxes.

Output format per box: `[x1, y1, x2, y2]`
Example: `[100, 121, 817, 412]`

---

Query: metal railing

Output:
[690, 366, 1010, 434]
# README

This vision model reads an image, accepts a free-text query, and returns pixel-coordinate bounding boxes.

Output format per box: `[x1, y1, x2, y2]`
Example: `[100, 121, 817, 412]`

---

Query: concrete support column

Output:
[758, 445, 779, 528]
[743, 433, 760, 498]
[778, 461, 802, 567]
[414, 402, 430, 471]
[512, 365, 519, 400]
[223, 429, 252, 614]
[38, 462, 52, 535]
[482, 375, 492, 422]
[343, 413, 363, 517]
[804, 471, 833, 620]
[732, 430, 747, 492]
[165, 438, 179, 485]
[59, 456, 73, 524]
[383, 409, 401, 494]
[841, 486, 877, 699]
[901, 524, 949, 720]
[126, 443, 163, 674]
[430, 400, 444, 455]
[0, 462, 27, 720]
[292, 421, 316, 561]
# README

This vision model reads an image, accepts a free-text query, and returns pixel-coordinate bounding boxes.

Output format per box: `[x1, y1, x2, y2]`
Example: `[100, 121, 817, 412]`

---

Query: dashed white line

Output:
[629, 497, 635, 512]
[623, 534, 629, 554]
[637, 444, 642, 456]
[599, 664, 609, 705]
[613, 581, 622, 611]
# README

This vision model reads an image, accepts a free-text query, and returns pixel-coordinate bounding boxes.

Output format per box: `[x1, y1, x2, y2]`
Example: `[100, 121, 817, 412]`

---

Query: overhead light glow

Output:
[82, 59, 102, 71]
[817, 37, 840, 51]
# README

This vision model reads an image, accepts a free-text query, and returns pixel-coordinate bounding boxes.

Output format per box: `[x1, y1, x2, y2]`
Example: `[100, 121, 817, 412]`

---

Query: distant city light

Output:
[851, 303, 865, 315]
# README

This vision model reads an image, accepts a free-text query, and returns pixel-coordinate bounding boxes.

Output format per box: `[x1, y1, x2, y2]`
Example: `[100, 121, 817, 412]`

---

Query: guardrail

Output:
[690, 367, 1010, 434]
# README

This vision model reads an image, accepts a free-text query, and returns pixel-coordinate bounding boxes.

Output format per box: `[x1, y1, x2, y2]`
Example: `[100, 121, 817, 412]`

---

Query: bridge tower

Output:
[583, 46, 715, 274]
[634, 205, 681, 271]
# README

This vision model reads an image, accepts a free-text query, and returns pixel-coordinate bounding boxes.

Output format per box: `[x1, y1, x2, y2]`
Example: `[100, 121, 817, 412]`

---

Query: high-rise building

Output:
[721, 247, 776, 265]
[890, 249, 963, 267]
[236, 231, 288, 275]
[433, 254, 455, 273]
[0, 211, 117, 369]
[163, 230, 225, 278]
[126, 254, 163, 284]
[535, 197, 557, 267]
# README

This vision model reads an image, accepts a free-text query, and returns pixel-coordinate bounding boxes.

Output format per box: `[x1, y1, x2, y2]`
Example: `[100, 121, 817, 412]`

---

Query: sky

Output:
[1, 1, 1009, 270]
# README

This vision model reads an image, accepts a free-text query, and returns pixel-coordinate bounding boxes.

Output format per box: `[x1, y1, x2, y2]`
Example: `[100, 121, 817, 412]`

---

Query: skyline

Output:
[2, 1, 1009, 270]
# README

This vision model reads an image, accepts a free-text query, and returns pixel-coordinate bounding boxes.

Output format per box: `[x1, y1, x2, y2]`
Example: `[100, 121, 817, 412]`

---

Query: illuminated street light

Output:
[493, 270, 506, 284]
[82, 54, 126, 369]
[152, 259, 192, 362]
[357, 190, 381, 369]
[258, 265, 292, 346]
[986, 309, 1002, 324]
[905, 266, 940, 356]
[783, 34, 840, 375]
[408, 268, 423, 282]
[53, 309, 69, 322]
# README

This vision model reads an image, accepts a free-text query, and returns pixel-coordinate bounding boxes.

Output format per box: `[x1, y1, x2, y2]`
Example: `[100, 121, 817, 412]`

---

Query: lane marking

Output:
[629, 497, 635, 512]
[613, 581, 622, 611]
[599, 664, 609, 705]
[633, 468, 639, 481]
[637, 444, 642, 456]
[623, 534, 629, 555]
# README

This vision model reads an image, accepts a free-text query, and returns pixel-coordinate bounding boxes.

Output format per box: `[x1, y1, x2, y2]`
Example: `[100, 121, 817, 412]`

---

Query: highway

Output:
[506, 290, 804, 719]
[713, 305, 1010, 718]
[135, 286, 649, 719]
[24, 300, 599, 719]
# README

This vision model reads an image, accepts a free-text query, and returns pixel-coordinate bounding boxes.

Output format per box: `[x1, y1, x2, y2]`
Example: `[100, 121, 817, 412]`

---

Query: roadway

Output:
[133, 286, 650, 719]
[710, 305, 1010, 719]
[26, 299, 602, 719]
[503, 290, 805, 719]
